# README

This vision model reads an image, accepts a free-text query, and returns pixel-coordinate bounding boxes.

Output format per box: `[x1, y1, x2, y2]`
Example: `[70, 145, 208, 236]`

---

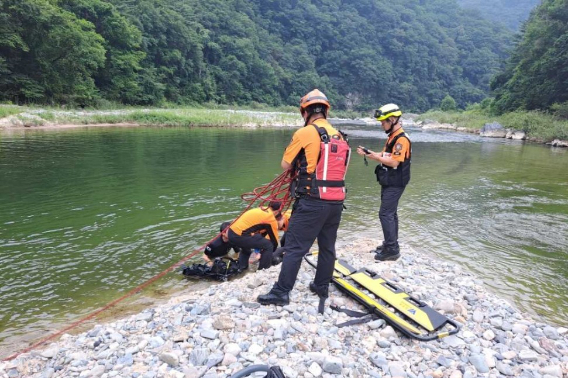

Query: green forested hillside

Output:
[0, 0, 513, 111]
[456, 0, 540, 30]
[491, 0, 568, 114]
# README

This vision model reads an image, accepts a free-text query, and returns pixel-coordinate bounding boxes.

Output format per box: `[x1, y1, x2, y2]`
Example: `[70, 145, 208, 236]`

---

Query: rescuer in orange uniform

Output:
[227, 201, 284, 270]
[202, 221, 241, 264]
[356, 103, 411, 261]
[258, 89, 351, 309]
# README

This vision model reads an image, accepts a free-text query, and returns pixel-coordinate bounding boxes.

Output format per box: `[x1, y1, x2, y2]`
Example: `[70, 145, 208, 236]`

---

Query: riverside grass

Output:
[417, 109, 568, 141]
[76, 109, 299, 127]
[0, 105, 22, 119]
[0, 106, 300, 128]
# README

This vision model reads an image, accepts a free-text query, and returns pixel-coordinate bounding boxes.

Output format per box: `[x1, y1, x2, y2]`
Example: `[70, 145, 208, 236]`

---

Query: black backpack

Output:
[181, 257, 241, 281]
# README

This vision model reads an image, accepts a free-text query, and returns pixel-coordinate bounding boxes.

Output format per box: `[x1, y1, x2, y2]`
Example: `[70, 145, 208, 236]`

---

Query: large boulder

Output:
[422, 122, 457, 130]
[480, 122, 506, 138]
[506, 130, 526, 140]
[401, 116, 417, 126]
[547, 139, 568, 147]
[360, 117, 379, 126]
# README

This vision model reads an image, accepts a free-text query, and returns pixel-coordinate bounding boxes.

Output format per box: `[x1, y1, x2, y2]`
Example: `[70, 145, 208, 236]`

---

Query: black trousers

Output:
[271, 197, 343, 297]
[379, 185, 406, 251]
[227, 229, 274, 270]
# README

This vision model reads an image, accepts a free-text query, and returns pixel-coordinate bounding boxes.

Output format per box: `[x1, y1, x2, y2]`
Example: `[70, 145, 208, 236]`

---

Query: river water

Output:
[0, 124, 567, 357]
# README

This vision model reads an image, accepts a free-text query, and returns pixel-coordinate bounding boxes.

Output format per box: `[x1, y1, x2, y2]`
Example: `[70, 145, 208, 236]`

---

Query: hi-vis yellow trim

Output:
[333, 277, 422, 335]
[348, 272, 435, 331]
[333, 260, 352, 276]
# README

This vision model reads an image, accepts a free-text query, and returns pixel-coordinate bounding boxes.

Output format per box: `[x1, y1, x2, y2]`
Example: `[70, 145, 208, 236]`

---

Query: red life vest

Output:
[293, 125, 351, 201]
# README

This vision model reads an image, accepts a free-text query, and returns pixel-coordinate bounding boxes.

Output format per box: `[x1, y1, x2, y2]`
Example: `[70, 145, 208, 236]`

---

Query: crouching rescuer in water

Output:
[258, 89, 351, 310]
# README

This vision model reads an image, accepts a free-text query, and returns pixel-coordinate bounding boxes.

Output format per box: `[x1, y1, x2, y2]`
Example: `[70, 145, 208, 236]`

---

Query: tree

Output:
[491, 0, 568, 113]
[1, 0, 516, 110]
[440, 95, 458, 111]
[456, 0, 540, 30]
[0, 0, 106, 104]
[59, 0, 145, 104]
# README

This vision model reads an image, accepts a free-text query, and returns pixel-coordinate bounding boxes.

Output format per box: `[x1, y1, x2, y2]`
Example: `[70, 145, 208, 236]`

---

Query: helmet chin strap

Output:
[384, 117, 400, 135]
[303, 110, 326, 126]
[303, 113, 312, 127]
[384, 120, 393, 134]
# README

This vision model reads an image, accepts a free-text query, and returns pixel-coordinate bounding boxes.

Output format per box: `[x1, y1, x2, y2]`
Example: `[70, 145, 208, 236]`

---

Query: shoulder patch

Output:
[395, 143, 403, 151]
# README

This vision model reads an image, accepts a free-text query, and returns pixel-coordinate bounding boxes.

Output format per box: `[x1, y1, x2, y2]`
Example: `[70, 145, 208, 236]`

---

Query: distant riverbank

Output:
[3, 104, 567, 148]
[414, 109, 568, 147]
[0, 105, 303, 129]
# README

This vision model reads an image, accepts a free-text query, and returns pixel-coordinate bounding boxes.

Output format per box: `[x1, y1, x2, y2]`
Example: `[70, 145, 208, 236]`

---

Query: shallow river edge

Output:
[1, 238, 566, 378]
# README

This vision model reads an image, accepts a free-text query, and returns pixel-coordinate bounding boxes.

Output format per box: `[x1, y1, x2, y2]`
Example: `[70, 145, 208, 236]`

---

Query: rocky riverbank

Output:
[2, 107, 567, 148]
[409, 119, 568, 148]
[1, 238, 566, 378]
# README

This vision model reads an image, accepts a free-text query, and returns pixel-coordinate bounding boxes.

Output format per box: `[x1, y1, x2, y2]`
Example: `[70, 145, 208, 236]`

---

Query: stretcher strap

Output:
[331, 304, 378, 327]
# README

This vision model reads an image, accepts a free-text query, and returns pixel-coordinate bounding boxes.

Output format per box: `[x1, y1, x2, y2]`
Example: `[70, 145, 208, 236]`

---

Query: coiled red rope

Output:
[3, 170, 294, 362]
[240, 169, 294, 213]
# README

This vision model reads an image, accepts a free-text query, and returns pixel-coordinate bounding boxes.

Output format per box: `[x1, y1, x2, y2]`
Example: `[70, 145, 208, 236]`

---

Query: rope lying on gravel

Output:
[3, 170, 294, 362]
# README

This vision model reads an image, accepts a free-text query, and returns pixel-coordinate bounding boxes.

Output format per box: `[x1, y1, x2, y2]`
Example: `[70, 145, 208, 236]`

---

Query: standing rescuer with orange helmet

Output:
[257, 89, 351, 309]
[356, 103, 411, 261]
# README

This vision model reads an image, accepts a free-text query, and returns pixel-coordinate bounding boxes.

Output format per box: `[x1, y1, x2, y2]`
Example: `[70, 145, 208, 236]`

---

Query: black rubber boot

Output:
[308, 282, 329, 314]
[374, 247, 400, 261]
[370, 243, 385, 254]
[271, 247, 285, 266]
[309, 281, 317, 294]
[257, 291, 290, 306]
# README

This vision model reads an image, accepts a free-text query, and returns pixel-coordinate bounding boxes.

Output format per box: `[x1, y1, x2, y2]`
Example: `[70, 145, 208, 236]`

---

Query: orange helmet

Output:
[299, 89, 330, 112]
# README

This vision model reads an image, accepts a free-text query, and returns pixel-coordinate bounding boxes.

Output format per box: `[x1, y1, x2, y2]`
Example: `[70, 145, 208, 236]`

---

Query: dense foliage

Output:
[456, 0, 540, 30]
[1, 0, 513, 111]
[0, 0, 107, 104]
[490, 0, 568, 114]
